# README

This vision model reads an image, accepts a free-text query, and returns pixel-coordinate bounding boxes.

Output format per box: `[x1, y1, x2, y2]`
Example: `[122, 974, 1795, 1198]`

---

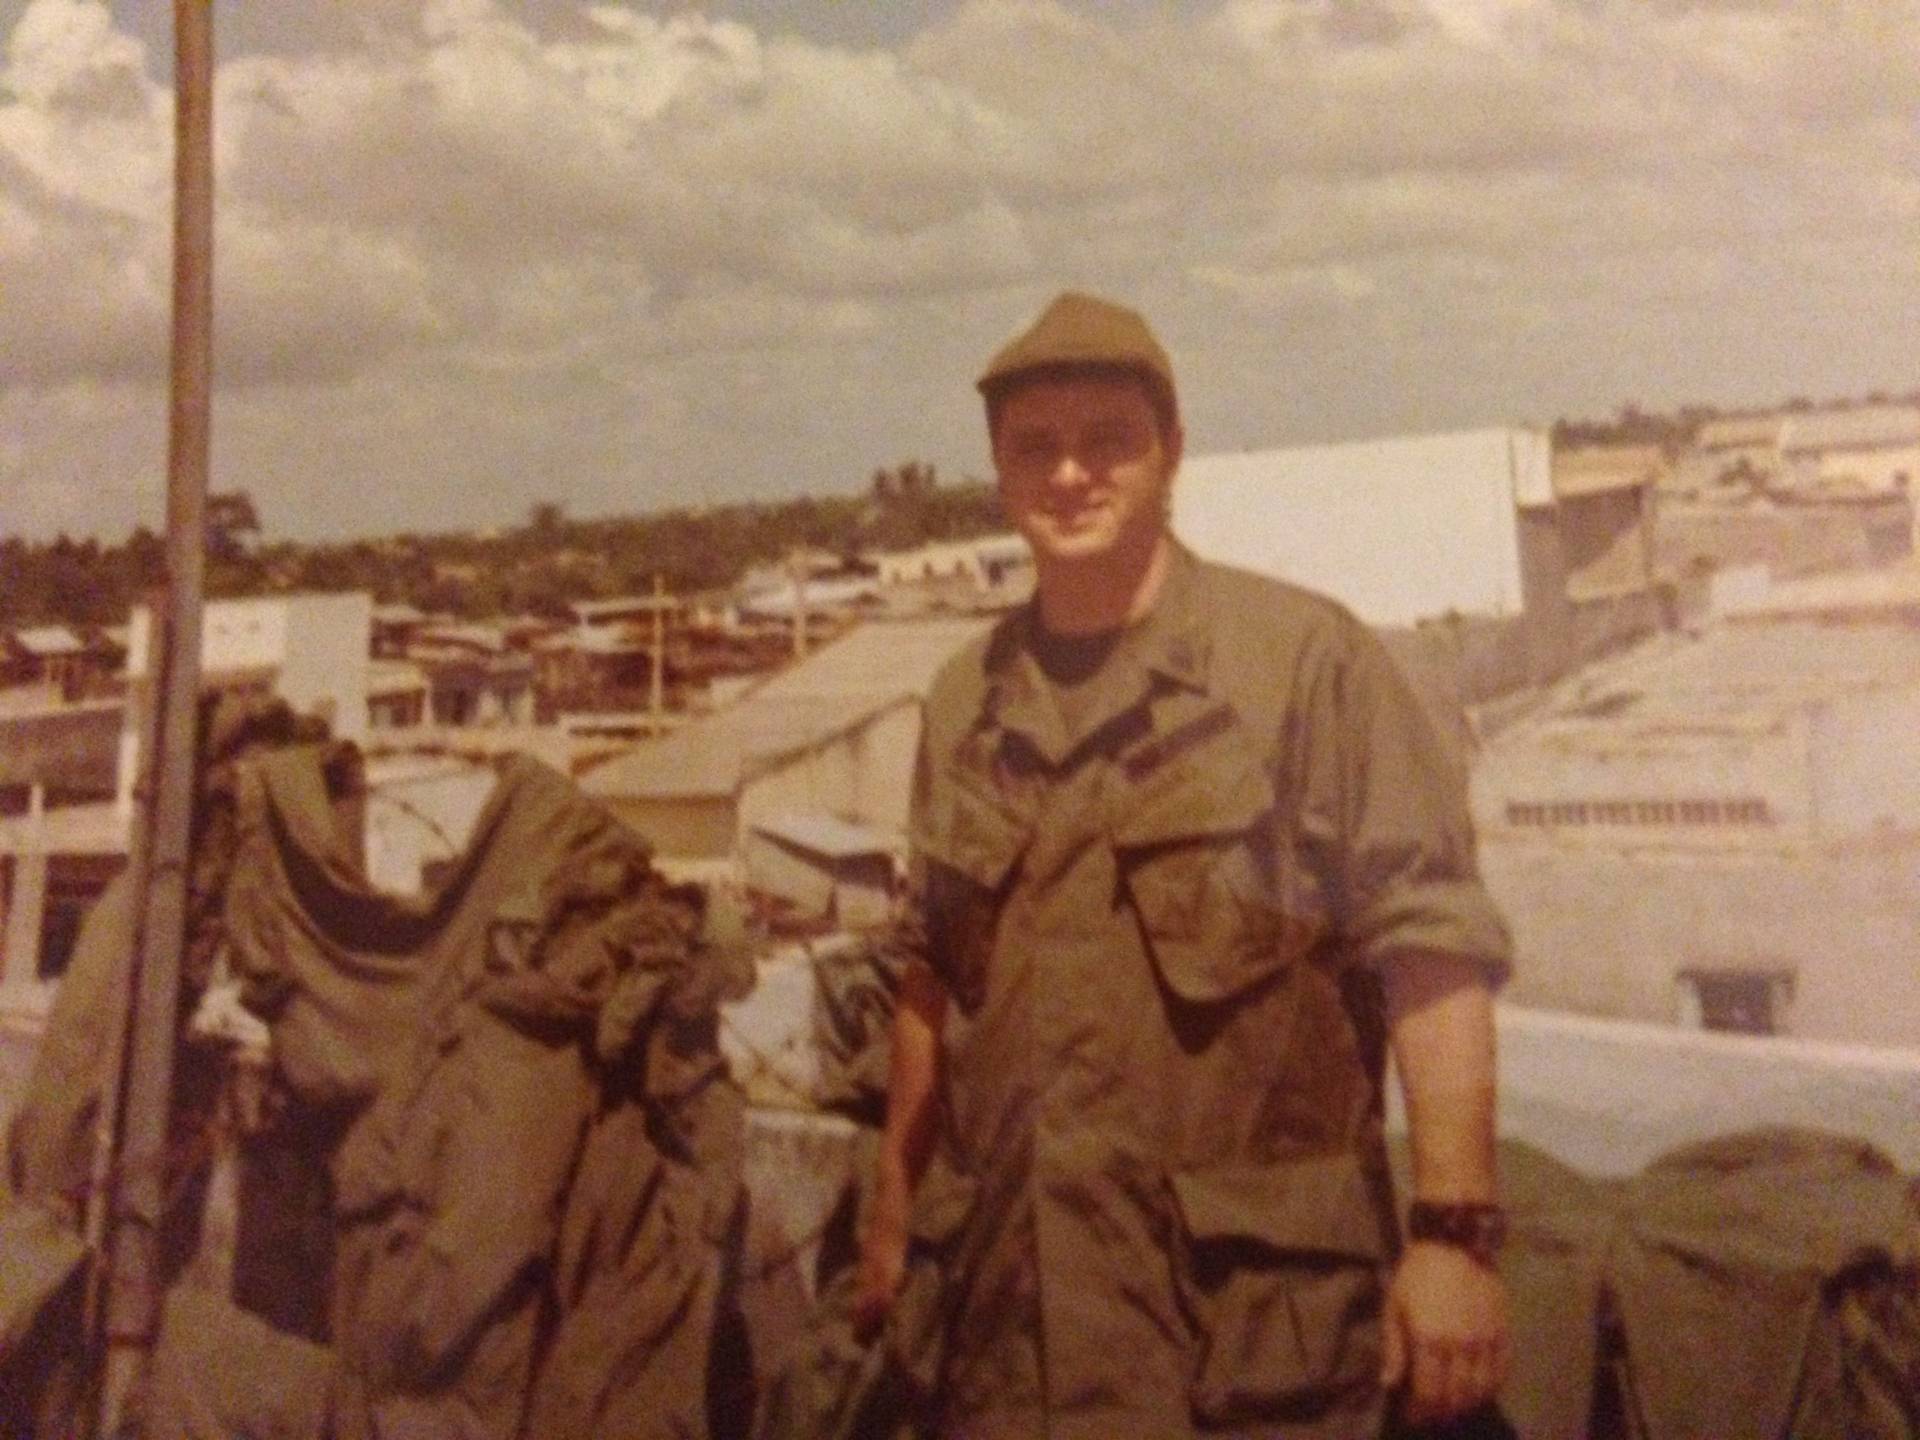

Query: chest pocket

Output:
[912, 763, 1031, 1010]
[1112, 728, 1325, 1005]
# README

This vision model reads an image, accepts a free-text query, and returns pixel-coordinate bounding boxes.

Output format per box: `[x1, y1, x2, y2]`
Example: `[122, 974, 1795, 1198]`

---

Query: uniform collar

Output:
[979, 540, 1214, 769]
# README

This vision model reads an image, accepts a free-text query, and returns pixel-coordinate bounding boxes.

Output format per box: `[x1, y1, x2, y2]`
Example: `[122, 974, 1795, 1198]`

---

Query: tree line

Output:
[0, 465, 1004, 628]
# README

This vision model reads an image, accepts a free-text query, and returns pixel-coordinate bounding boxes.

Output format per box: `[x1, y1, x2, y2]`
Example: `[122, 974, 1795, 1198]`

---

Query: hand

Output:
[851, 1218, 908, 1340]
[1380, 1240, 1511, 1426]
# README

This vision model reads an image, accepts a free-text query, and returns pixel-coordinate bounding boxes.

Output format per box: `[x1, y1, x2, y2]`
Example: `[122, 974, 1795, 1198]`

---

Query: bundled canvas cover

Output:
[2, 702, 751, 1439]
[2, 699, 335, 1437]
[224, 747, 751, 1439]
[1500, 1129, 1920, 1439]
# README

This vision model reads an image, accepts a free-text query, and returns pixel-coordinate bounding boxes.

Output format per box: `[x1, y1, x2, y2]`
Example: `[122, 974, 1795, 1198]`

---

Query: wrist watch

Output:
[1406, 1200, 1508, 1266]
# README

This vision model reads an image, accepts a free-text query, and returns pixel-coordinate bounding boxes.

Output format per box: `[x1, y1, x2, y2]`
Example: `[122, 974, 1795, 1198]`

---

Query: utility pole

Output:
[95, 1, 213, 1431]
[649, 571, 666, 720]
[790, 551, 808, 659]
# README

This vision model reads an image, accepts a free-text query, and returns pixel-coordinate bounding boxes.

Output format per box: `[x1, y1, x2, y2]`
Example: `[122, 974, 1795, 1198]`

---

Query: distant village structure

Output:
[3, 403, 1918, 1055]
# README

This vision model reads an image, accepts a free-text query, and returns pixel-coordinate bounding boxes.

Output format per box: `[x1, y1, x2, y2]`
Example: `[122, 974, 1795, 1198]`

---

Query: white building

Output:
[119, 592, 373, 813]
[869, 534, 1033, 591]
[1777, 405, 1920, 509]
[1173, 427, 1555, 628]
[1473, 622, 1920, 1047]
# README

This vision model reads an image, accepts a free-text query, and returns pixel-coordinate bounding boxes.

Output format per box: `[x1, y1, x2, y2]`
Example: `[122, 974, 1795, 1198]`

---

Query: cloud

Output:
[0, 0, 1915, 540]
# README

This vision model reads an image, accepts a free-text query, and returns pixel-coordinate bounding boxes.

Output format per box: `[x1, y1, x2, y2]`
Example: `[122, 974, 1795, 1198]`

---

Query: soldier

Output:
[855, 292, 1513, 1439]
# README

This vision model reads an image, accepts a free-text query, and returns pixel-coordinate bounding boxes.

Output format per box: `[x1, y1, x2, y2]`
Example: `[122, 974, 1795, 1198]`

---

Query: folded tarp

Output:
[0, 1199, 86, 1356]
[146, 1285, 333, 1440]
[1500, 1128, 1920, 1440]
[226, 748, 749, 1439]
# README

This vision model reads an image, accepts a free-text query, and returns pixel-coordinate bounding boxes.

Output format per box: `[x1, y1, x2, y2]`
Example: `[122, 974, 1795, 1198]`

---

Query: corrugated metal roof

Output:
[1779, 405, 1920, 455]
[580, 615, 990, 800]
[749, 812, 894, 858]
[1174, 428, 1548, 627]
[367, 659, 428, 695]
[10, 626, 87, 657]
[573, 595, 677, 622]
[750, 615, 988, 702]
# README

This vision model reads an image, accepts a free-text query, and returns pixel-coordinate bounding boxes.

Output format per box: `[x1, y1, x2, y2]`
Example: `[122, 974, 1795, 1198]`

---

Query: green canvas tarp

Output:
[1498, 1128, 1920, 1440]
[225, 747, 751, 1439]
[2, 705, 752, 1439]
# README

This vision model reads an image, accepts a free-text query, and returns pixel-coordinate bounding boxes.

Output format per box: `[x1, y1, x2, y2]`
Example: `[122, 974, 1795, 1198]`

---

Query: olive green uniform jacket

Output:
[890, 547, 1512, 1440]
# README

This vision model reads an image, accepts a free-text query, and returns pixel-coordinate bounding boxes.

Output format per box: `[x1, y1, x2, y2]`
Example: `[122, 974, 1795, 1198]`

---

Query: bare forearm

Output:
[1386, 953, 1498, 1203]
[869, 959, 946, 1231]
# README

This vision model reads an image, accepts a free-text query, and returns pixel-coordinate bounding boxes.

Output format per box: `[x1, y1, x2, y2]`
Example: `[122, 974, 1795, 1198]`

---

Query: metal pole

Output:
[97, 1, 213, 1430]
[650, 572, 666, 719]
[790, 552, 807, 658]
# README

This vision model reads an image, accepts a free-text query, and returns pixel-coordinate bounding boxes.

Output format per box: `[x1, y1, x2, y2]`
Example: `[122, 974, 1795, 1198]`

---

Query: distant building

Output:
[1777, 405, 1920, 509]
[1692, 413, 1785, 473]
[120, 592, 375, 818]
[1175, 427, 1555, 628]
[580, 615, 990, 871]
[1174, 427, 1664, 704]
[0, 797, 124, 1004]
[371, 603, 430, 659]
[534, 625, 655, 718]
[869, 534, 1032, 590]
[127, 591, 372, 743]
[0, 698, 128, 1004]
[1473, 622, 1920, 1047]
[1548, 445, 1663, 604]
[366, 659, 431, 730]
[403, 623, 535, 727]
[1, 625, 122, 703]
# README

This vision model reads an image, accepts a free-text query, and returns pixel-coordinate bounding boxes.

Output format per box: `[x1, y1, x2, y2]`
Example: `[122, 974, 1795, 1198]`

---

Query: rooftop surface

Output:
[1779, 405, 1920, 454]
[582, 614, 990, 800]
[1516, 621, 1920, 733]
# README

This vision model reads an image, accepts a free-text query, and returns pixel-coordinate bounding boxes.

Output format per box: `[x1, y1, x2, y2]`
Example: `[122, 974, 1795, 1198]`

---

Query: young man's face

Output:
[990, 372, 1182, 569]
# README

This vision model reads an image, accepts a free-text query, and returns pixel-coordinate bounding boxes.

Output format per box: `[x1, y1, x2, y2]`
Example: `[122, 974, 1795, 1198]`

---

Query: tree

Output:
[207, 490, 261, 560]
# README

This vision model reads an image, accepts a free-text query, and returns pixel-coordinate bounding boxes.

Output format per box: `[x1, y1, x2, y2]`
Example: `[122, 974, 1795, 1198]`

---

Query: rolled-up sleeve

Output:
[1303, 614, 1513, 986]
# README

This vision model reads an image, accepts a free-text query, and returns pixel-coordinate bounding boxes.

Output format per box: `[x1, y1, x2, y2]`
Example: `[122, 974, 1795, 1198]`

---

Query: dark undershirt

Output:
[1029, 621, 1123, 740]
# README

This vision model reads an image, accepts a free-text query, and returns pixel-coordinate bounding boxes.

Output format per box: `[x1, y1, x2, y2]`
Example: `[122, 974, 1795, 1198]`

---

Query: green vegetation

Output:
[0, 465, 1005, 627]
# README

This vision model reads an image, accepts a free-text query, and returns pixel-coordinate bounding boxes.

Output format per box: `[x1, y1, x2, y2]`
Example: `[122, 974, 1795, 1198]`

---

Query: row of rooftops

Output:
[1697, 404, 1920, 457]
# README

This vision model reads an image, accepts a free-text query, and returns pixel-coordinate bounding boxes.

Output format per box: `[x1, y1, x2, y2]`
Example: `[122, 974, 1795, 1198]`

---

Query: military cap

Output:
[976, 291, 1177, 418]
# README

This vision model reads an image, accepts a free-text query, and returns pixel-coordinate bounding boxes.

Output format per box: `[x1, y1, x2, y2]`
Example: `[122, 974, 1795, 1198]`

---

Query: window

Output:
[1677, 967, 1795, 1037]
[38, 854, 126, 982]
[1504, 796, 1774, 830]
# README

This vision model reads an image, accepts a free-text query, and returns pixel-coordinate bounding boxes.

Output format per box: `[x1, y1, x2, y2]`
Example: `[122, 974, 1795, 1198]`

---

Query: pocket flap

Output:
[1113, 740, 1269, 851]
[1171, 1152, 1386, 1261]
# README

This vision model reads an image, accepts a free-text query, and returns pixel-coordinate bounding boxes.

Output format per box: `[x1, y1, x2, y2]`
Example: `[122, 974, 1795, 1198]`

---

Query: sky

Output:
[0, 0, 1915, 542]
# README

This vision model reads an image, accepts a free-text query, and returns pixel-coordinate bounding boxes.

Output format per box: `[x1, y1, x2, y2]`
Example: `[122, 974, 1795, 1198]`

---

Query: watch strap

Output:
[1406, 1200, 1508, 1263]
